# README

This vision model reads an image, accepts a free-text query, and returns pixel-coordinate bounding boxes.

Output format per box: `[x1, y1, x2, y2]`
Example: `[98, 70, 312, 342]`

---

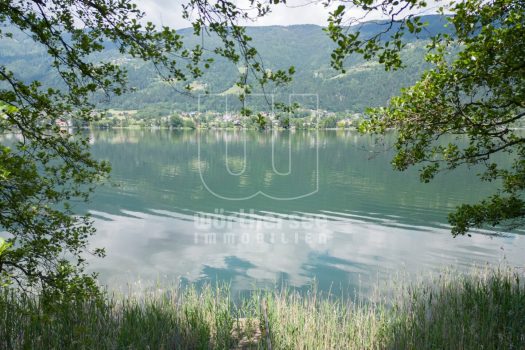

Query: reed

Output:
[1, 265, 524, 349]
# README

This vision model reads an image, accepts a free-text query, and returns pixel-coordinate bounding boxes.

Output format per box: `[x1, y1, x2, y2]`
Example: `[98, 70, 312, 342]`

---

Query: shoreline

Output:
[2, 265, 524, 349]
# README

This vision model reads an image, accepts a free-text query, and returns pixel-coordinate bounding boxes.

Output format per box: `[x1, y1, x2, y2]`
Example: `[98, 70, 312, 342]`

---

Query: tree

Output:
[184, 0, 525, 235]
[0, 0, 218, 296]
[183, 118, 196, 129]
[2, 0, 521, 298]
[254, 113, 268, 130]
[170, 114, 184, 129]
[320, 115, 338, 129]
[277, 114, 290, 129]
[361, 0, 525, 235]
[183, 0, 430, 74]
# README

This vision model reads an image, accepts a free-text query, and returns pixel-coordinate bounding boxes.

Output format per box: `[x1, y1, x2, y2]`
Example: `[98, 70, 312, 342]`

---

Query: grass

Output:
[1, 265, 524, 349]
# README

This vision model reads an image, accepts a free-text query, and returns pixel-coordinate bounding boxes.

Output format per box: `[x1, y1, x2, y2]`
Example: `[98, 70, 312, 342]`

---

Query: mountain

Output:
[0, 15, 451, 113]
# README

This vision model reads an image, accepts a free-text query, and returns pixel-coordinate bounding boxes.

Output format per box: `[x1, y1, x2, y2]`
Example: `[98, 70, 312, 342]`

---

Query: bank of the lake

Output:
[1, 266, 524, 349]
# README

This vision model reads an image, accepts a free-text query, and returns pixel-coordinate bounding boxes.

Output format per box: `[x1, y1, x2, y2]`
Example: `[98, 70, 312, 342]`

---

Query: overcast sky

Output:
[137, 0, 335, 29]
[137, 0, 445, 29]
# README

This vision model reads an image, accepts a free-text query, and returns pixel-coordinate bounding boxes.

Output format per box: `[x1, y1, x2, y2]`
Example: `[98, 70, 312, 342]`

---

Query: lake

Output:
[85, 129, 525, 295]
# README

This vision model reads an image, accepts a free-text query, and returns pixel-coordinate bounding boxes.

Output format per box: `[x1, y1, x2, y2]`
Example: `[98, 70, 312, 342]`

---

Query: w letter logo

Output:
[197, 94, 319, 201]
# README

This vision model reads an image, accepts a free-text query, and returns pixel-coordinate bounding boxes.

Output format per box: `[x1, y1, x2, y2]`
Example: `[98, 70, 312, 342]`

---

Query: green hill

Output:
[0, 15, 451, 113]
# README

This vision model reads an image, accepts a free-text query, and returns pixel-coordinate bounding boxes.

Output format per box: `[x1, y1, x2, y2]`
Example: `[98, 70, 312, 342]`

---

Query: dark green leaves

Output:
[362, 0, 525, 235]
[0, 0, 216, 296]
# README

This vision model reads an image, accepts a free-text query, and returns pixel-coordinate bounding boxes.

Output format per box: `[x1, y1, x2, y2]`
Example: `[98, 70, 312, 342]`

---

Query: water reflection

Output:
[85, 130, 525, 295]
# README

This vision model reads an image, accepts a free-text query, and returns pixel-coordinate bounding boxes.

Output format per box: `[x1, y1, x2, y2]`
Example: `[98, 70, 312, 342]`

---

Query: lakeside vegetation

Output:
[87, 108, 363, 130]
[83, 108, 525, 130]
[2, 266, 524, 349]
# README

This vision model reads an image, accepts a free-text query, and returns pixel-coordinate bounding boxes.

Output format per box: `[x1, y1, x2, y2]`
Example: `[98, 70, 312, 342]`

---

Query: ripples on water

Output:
[84, 130, 524, 296]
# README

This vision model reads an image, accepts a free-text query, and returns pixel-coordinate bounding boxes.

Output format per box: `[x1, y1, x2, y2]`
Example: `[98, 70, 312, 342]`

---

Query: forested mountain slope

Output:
[0, 15, 450, 112]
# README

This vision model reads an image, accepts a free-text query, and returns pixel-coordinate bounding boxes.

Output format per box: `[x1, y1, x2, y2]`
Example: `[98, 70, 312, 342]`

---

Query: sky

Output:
[137, 0, 446, 29]
[137, 0, 338, 29]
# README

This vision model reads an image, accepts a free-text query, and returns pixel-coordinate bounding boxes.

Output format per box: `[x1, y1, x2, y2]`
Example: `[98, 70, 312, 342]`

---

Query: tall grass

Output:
[1, 266, 524, 349]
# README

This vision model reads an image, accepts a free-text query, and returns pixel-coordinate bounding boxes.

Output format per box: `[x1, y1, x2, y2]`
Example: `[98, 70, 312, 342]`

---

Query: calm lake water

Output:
[86, 129, 525, 295]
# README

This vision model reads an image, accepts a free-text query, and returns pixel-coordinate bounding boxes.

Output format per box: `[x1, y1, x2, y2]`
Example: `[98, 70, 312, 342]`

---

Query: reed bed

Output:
[1, 265, 524, 349]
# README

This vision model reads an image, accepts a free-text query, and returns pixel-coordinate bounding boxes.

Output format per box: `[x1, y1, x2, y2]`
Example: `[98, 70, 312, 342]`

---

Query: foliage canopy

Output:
[0, 0, 215, 295]
[184, 0, 525, 234]
[1, 0, 524, 296]
[362, 0, 525, 235]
